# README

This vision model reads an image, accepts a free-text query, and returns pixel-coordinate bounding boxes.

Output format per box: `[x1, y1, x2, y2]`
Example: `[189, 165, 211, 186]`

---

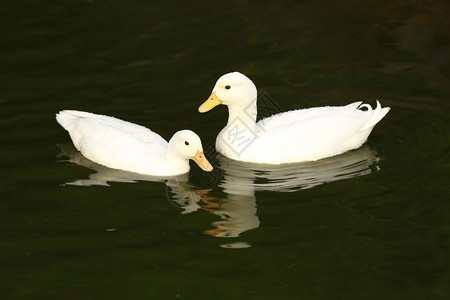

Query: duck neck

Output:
[226, 98, 258, 130]
[218, 99, 259, 158]
[165, 148, 190, 173]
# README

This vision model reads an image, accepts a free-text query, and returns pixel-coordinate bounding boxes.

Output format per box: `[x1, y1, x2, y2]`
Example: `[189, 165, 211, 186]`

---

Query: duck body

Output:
[199, 72, 390, 164]
[56, 110, 212, 176]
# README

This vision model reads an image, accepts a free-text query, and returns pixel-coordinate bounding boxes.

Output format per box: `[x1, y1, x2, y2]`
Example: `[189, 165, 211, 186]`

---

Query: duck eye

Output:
[225, 85, 231, 90]
[184, 141, 189, 146]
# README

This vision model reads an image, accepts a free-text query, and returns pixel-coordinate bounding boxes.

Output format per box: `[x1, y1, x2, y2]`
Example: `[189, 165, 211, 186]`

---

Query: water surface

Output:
[1, 0, 449, 298]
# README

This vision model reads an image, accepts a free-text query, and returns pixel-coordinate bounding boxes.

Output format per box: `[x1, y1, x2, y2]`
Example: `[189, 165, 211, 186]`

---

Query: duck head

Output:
[198, 72, 257, 113]
[168, 130, 213, 172]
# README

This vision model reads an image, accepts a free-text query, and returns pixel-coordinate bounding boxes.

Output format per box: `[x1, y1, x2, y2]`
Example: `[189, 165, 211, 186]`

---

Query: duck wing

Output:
[56, 110, 168, 170]
[248, 101, 390, 163]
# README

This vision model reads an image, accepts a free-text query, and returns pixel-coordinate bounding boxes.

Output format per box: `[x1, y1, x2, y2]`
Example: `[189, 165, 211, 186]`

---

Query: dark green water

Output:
[1, 0, 449, 298]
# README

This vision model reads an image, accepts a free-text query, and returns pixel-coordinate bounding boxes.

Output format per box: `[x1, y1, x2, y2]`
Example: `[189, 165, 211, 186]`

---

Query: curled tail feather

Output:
[358, 101, 390, 132]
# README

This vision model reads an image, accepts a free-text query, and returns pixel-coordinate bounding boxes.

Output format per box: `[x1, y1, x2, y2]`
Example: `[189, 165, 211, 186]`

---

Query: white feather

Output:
[56, 110, 211, 176]
[202, 72, 390, 164]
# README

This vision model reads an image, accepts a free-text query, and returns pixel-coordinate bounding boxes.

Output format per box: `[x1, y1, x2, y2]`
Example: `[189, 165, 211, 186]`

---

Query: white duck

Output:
[56, 110, 213, 176]
[199, 72, 390, 164]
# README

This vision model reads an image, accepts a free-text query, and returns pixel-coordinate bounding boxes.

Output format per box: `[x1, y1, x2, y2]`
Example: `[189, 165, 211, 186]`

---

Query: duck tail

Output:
[56, 110, 84, 132]
[358, 101, 391, 132]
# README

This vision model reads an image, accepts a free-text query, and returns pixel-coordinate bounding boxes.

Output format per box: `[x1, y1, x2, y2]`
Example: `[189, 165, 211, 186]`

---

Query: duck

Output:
[198, 72, 390, 164]
[56, 110, 213, 176]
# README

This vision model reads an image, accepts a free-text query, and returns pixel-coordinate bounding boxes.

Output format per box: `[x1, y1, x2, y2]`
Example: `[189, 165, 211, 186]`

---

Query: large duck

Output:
[199, 72, 390, 164]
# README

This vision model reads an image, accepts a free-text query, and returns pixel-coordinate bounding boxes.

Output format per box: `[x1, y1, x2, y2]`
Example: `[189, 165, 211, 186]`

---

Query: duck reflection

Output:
[200, 145, 380, 240]
[201, 191, 259, 238]
[57, 143, 382, 240]
[57, 143, 205, 214]
[217, 144, 380, 193]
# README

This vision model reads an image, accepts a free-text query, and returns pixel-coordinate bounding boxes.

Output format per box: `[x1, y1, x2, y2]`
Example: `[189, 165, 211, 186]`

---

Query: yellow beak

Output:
[198, 92, 222, 113]
[192, 150, 213, 172]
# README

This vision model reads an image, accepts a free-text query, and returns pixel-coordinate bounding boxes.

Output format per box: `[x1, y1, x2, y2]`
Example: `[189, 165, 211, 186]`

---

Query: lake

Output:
[1, 0, 449, 298]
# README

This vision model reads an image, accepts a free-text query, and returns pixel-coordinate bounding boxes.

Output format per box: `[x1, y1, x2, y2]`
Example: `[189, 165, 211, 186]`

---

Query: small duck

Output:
[199, 72, 390, 164]
[56, 110, 213, 176]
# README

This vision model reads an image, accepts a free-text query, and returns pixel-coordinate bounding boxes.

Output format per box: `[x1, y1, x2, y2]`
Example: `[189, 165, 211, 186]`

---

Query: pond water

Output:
[1, 0, 449, 298]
